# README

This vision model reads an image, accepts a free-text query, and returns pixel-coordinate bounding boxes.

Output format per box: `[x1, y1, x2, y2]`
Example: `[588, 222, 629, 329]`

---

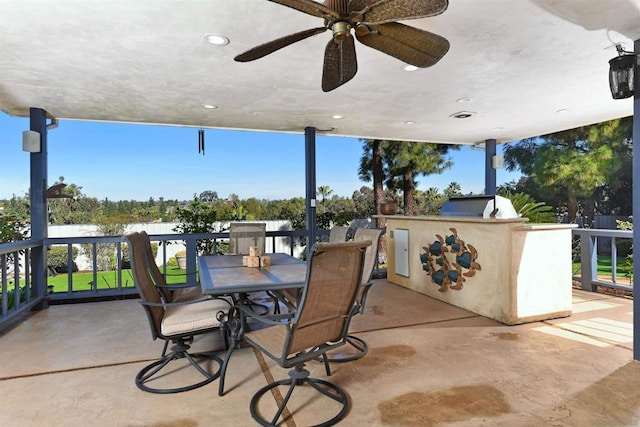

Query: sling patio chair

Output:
[228, 222, 273, 314]
[328, 224, 349, 242]
[326, 227, 384, 363]
[138, 231, 209, 304]
[126, 232, 231, 394]
[228, 222, 266, 255]
[218, 240, 370, 426]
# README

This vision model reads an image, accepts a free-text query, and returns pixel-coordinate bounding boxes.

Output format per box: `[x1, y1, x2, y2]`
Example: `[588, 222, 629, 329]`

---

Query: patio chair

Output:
[228, 222, 266, 255]
[138, 231, 205, 304]
[228, 222, 271, 313]
[327, 227, 384, 363]
[328, 225, 349, 242]
[219, 240, 370, 426]
[125, 232, 231, 394]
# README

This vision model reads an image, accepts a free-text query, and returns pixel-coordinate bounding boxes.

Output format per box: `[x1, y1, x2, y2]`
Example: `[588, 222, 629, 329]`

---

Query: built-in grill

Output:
[440, 195, 519, 219]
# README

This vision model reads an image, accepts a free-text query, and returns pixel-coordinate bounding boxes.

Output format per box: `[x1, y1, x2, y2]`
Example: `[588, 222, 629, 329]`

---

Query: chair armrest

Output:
[155, 282, 199, 290]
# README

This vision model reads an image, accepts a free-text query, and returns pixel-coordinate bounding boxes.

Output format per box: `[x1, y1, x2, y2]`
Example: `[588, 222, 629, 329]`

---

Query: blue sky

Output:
[1, 112, 521, 201]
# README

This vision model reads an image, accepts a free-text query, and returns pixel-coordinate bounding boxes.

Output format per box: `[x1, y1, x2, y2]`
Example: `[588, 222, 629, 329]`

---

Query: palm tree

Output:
[317, 185, 333, 214]
[359, 139, 385, 228]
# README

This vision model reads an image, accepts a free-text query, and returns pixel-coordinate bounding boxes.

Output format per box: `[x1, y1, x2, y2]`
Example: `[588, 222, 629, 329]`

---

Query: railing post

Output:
[305, 126, 317, 257]
[29, 108, 49, 309]
[611, 237, 617, 284]
[580, 233, 597, 291]
[185, 237, 198, 285]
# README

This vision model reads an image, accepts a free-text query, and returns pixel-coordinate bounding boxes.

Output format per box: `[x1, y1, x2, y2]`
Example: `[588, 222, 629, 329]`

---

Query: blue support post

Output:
[29, 108, 49, 309]
[305, 127, 317, 256]
[485, 138, 497, 195]
[633, 38, 639, 361]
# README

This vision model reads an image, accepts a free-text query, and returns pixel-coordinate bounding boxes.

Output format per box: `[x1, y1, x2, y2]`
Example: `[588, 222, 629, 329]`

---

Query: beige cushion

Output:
[161, 298, 229, 336]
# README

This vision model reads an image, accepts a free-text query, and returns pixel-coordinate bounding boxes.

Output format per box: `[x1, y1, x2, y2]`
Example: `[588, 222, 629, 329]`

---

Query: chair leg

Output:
[218, 344, 236, 396]
[136, 339, 222, 394]
[325, 334, 369, 363]
[249, 365, 348, 427]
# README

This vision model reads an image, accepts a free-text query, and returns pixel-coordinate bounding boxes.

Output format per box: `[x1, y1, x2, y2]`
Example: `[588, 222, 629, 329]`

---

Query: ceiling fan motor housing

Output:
[332, 21, 352, 42]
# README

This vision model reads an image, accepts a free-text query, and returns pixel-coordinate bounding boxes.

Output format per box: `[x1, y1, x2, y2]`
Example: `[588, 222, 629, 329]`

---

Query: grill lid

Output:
[440, 195, 519, 219]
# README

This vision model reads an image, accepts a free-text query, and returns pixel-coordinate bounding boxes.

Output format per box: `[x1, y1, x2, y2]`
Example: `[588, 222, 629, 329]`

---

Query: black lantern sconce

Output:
[609, 44, 638, 100]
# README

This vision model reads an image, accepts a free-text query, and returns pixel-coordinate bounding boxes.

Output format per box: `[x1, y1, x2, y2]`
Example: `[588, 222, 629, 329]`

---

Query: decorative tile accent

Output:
[420, 228, 481, 292]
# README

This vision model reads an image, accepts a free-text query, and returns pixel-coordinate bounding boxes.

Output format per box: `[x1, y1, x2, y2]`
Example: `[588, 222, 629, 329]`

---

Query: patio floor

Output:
[1, 281, 638, 426]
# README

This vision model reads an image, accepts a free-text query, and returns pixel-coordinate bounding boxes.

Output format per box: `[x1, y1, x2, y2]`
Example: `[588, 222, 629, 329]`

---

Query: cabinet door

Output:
[394, 228, 409, 277]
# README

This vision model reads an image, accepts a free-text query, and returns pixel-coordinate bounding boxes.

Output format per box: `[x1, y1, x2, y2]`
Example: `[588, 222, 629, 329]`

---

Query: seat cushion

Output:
[161, 298, 229, 336]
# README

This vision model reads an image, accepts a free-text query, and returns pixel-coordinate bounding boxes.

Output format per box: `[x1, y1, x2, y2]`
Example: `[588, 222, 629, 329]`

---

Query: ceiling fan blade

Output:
[322, 36, 358, 92]
[235, 26, 327, 62]
[269, 0, 340, 19]
[356, 22, 449, 68]
[350, 0, 448, 24]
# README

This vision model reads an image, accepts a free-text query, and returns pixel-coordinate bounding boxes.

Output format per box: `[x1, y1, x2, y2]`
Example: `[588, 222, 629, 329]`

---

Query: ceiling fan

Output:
[234, 0, 450, 92]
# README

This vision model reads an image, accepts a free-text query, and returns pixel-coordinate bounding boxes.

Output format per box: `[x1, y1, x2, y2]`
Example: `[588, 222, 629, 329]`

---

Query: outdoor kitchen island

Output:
[381, 213, 576, 325]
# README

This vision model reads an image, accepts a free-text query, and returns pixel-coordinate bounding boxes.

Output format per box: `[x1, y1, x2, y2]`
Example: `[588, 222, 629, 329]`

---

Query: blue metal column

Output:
[485, 138, 497, 195]
[304, 126, 317, 256]
[633, 38, 639, 361]
[29, 108, 49, 308]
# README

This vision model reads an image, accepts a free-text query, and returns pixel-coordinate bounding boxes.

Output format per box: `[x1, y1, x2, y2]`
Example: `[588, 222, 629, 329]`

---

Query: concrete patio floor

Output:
[1, 281, 638, 426]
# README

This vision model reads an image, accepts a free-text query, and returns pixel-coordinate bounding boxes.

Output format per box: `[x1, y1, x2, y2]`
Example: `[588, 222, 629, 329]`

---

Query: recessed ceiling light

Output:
[456, 97, 472, 103]
[404, 120, 415, 125]
[204, 33, 229, 46]
[202, 104, 218, 109]
[449, 111, 477, 119]
[492, 127, 504, 132]
[556, 108, 568, 114]
[331, 114, 343, 119]
[404, 65, 418, 71]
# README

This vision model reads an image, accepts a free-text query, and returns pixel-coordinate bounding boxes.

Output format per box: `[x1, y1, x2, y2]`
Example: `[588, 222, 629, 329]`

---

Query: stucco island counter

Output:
[381, 215, 577, 325]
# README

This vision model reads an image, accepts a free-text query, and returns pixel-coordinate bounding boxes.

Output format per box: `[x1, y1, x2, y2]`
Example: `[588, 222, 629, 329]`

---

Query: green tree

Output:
[503, 118, 631, 223]
[443, 182, 462, 199]
[384, 141, 459, 215]
[415, 187, 446, 215]
[351, 186, 374, 218]
[47, 177, 101, 224]
[172, 197, 225, 254]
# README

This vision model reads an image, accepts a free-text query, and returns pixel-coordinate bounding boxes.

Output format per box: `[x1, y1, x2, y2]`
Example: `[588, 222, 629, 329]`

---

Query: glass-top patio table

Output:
[198, 253, 307, 297]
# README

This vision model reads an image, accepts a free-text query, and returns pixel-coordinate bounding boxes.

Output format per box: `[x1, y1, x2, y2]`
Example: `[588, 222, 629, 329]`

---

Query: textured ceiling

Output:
[0, 0, 638, 145]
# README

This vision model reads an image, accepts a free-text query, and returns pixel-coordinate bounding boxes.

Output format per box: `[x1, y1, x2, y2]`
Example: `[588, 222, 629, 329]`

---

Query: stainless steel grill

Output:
[440, 195, 519, 219]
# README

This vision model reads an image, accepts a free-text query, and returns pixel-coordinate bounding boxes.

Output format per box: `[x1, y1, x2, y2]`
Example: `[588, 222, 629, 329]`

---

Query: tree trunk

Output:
[373, 139, 385, 228]
[567, 189, 578, 224]
[403, 170, 414, 216]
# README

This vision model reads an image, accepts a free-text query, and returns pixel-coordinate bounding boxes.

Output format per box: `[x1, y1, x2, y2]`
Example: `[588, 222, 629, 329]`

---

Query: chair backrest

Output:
[125, 232, 164, 339]
[138, 231, 173, 303]
[228, 222, 266, 255]
[353, 228, 384, 286]
[285, 240, 371, 355]
[328, 225, 349, 242]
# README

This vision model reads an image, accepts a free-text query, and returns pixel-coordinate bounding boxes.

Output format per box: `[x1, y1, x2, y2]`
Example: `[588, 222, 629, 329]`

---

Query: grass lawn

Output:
[572, 256, 632, 280]
[46, 266, 191, 292]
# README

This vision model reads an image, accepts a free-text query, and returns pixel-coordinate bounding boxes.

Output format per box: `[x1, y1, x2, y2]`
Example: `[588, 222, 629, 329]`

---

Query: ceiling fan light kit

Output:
[234, 0, 450, 92]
